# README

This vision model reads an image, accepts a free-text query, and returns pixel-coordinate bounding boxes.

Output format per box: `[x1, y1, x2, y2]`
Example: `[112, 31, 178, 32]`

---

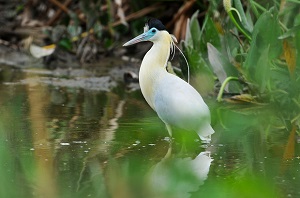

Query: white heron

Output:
[123, 18, 214, 141]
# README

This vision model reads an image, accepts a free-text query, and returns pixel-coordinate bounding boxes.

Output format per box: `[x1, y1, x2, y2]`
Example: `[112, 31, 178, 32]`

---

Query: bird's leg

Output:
[163, 124, 173, 159]
[165, 124, 173, 138]
[163, 141, 172, 159]
[179, 135, 188, 156]
[199, 135, 212, 144]
[165, 123, 174, 155]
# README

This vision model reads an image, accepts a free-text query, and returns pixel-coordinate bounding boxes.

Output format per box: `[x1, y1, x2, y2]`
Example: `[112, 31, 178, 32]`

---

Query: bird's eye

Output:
[152, 29, 156, 33]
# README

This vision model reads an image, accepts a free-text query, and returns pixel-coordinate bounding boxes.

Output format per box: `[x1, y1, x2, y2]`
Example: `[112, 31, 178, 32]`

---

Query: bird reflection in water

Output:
[147, 143, 213, 198]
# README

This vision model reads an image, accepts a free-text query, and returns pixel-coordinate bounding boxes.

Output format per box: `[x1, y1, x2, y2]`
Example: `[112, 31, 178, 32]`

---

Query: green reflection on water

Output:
[0, 67, 299, 198]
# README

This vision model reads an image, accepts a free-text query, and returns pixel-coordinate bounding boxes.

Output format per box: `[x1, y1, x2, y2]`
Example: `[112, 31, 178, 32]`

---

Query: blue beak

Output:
[123, 32, 151, 46]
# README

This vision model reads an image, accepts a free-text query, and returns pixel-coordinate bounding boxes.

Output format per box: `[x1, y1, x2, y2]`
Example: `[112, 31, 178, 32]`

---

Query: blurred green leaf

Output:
[295, 26, 300, 69]
[255, 46, 271, 92]
[79, 0, 101, 29]
[228, 9, 252, 41]
[279, 1, 300, 28]
[283, 39, 296, 76]
[16, 4, 24, 12]
[244, 8, 282, 91]
[189, 10, 201, 51]
[58, 38, 73, 51]
[104, 38, 113, 49]
[278, 25, 300, 40]
[207, 43, 240, 92]
[194, 176, 280, 198]
[93, 22, 104, 39]
[67, 24, 82, 38]
[203, 17, 221, 51]
[233, 0, 253, 32]
[182, 11, 215, 93]
[207, 43, 227, 86]
[225, 0, 252, 41]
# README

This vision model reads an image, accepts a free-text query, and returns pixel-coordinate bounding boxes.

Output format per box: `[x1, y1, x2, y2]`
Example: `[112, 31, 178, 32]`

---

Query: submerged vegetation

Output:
[0, 0, 300, 197]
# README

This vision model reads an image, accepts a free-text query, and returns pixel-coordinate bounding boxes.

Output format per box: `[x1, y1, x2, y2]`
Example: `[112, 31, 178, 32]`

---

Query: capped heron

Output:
[123, 19, 214, 141]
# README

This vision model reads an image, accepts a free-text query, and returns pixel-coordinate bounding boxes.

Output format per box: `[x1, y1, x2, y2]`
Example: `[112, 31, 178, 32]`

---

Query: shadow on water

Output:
[0, 62, 299, 198]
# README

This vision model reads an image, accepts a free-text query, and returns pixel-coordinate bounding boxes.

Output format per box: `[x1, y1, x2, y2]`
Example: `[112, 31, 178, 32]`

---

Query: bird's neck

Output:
[145, 43, 170, 69]
[139, 33, 172, 110]
[143, 31, 172, 70]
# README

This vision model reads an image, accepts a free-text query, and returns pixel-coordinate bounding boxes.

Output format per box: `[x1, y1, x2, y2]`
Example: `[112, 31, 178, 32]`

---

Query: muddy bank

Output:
[0, 55, 140, 92]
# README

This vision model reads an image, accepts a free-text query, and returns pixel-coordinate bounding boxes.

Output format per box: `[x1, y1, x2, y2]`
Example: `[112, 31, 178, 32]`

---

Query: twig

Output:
[48, 0, 69, 13]
[112, 3, 162, 27]
[48, 0, 85, 23]
[166, 0, 196, 29]
[47, 0, 72, 26]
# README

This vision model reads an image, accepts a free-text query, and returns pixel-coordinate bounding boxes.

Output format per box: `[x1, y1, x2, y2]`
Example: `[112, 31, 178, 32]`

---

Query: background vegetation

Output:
[0, 0, 299, 197]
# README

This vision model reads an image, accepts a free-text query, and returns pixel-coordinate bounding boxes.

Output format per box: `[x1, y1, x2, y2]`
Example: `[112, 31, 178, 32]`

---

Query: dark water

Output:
[0, 63, 299, 198]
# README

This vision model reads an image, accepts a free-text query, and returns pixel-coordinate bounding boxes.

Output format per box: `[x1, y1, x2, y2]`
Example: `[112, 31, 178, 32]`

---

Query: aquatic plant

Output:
[182, 0, 300, 132]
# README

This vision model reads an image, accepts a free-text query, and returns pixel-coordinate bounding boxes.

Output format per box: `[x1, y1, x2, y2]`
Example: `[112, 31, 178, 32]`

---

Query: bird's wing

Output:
[153, 73, 210, 132]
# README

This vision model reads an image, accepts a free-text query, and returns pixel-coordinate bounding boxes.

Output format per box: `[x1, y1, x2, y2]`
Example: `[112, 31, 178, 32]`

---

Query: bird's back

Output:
[153, 72, 213, 137]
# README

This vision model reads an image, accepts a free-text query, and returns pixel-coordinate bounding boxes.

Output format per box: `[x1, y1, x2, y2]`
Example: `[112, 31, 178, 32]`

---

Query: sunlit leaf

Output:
[225, 94, 259, 104]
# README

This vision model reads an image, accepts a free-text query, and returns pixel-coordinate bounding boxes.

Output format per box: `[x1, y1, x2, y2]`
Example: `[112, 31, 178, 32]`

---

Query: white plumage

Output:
[124, 19, 214, 140]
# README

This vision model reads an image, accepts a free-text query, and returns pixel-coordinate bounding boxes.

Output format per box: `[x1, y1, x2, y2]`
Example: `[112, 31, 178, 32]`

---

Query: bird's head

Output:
[123, 18, 177, 46]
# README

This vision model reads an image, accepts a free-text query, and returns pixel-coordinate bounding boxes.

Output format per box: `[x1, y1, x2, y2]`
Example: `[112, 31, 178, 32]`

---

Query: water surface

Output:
[0, 63, 299, 198]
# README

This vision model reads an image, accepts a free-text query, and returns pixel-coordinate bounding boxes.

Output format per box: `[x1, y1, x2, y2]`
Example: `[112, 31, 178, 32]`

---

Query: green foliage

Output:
[181, 11, 215, 95]
[183, 0, 300, 129]
[225, 0, 252, 40]
[58, 38, 73, 50]
[194, 177, 280, 198]
[244, 8, 282, 92]
[0, 95, 36, 198]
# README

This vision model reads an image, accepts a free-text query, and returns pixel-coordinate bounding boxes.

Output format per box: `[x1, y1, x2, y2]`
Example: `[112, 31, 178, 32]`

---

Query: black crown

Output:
[147, 18, 166, 31]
